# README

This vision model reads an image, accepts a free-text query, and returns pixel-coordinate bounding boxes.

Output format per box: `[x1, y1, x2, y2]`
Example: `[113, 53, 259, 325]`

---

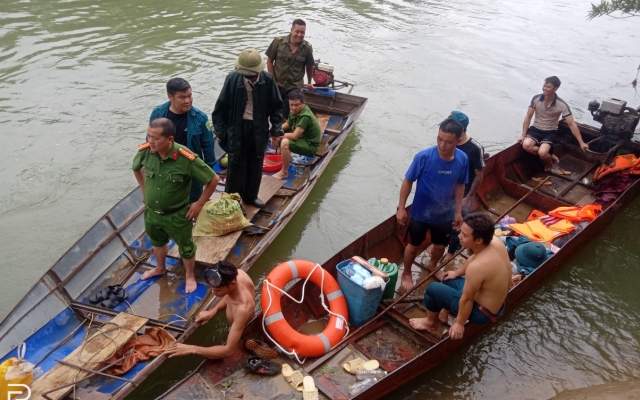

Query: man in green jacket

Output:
[212, 48, 284, 208]
[272, 90, 321, 180]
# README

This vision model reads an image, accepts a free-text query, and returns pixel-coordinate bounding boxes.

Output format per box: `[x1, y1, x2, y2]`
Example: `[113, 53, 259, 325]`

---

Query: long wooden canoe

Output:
[0, 90, 367, 400]
[160, 116, 640, 400]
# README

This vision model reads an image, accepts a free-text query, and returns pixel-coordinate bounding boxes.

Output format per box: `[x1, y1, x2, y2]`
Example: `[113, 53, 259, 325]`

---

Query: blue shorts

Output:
[423, 278, 503, 324]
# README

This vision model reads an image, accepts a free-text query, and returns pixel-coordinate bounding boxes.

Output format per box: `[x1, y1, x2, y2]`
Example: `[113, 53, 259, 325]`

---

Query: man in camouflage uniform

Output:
[133, 117, 219, 294]
[266, 18, 315, 118]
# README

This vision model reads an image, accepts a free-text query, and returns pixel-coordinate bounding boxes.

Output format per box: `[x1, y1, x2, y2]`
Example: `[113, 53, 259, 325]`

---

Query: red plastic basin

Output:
[263, 155, 282, 172]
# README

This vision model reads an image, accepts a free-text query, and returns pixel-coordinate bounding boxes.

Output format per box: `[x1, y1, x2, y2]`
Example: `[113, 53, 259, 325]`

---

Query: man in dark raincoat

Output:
[212, 48, 284, 208]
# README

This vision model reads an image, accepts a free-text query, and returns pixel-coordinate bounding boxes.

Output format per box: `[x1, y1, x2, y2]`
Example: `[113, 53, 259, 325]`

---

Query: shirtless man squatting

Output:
[166, 261, 255, 358]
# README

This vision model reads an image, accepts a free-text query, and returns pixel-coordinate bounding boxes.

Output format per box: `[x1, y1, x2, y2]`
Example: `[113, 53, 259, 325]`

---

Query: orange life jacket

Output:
[548, 204, 601, 222]
[527, 209, 548, 221]
[630, 158, 640, 175]
[594, 154, 637, 180]
[509, 219, 566, 242]
[547, 219, 575, 233]
[525, 209, 575, 233]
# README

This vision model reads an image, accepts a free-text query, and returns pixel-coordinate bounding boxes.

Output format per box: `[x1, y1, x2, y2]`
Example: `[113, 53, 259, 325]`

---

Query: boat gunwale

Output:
[164, 121, 640, 400]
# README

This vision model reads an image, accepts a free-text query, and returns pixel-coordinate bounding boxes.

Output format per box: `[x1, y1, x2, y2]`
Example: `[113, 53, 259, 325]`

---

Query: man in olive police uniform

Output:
[266, 19, 315, 118]
[133, 117, 219, 294]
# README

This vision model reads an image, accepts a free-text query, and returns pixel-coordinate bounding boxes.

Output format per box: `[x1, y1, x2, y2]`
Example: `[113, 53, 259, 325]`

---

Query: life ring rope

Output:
[261, 262, 349, 364]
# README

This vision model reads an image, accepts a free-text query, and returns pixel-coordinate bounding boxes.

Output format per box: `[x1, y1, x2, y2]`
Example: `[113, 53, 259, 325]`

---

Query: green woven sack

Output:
[193, 192, 251, 236]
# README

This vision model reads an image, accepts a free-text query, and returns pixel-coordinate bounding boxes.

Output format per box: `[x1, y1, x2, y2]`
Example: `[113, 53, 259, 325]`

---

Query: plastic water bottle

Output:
[352, 263, 372, 279]
[343, 265, 356, 277]
[511, 260, 520, 274]
[356, 369, 387, 380]
[349, 378, 377, 395]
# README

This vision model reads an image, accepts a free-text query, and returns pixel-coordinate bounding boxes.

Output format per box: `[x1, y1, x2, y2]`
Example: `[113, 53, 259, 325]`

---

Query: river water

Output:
[1, 0, 639, 398]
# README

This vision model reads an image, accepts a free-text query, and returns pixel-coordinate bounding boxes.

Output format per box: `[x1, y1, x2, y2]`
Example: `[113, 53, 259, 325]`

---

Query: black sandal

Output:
[244, 356, 282, 376]
[90, 284, 118, 304]
[90, 284, 127, 306]
[100, 287, 128, 309]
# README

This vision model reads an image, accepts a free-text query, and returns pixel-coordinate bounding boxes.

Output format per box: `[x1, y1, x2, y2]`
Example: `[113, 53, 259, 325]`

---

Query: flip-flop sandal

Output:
[245, 339, 278, 359]
[343, 358, 364, 374]
[551, 168, 571, 175]
[302, 376, 319, 400]
[282, 364, 304, 391]
[343, 358, 380, 374]
[244, 356, 282, 376]
[532, 177, 552, 186]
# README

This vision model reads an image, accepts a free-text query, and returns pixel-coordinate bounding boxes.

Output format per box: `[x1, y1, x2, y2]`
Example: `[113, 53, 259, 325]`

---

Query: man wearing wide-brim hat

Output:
[212, 48, 284, 208]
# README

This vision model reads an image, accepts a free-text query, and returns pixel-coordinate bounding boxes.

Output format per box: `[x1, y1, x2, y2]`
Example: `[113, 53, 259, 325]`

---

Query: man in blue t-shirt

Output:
[396, 118, 468, 290]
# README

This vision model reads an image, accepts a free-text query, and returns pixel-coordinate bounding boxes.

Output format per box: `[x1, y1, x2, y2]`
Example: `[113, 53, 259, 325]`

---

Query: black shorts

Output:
[404, 219, 453, 247]
[526, 126, 557, 146]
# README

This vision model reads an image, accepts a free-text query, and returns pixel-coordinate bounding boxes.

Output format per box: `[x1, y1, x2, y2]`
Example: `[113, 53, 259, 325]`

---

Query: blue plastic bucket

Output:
[336, 259, 386, 327]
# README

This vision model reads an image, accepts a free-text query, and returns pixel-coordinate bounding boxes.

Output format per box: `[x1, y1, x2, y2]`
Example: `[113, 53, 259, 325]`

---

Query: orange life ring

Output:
[261, 260, 349, 357]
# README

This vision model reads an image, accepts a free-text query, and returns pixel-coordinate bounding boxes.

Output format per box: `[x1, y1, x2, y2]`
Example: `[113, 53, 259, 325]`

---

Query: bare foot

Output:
[141, 266, 167, 280]
[544, 155, 559, 171]
[439, 309, 450, 324]
[409, 317, 438, 331]
[272, 170, 288, 180]
[432, 269, 445, 282]
[401, 273, 414, 291]
[185, 275, 197, 294]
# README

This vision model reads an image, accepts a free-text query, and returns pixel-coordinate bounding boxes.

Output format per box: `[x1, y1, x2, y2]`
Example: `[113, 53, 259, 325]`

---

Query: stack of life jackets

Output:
[509, 204, 601, 242]
[594, 154, 640, 180]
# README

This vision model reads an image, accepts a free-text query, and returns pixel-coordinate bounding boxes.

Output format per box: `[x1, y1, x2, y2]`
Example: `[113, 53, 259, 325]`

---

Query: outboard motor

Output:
[311, 60, 352, 90]
[312, 60, 335, 87]
[586, 99, 640, 154]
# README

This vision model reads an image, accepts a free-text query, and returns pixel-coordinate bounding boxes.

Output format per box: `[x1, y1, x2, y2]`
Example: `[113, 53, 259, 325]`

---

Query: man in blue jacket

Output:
[150, 77, 217, 204]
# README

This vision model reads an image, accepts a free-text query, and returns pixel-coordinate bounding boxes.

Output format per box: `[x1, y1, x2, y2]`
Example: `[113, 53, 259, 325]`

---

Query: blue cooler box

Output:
[336, 259, 387, 327]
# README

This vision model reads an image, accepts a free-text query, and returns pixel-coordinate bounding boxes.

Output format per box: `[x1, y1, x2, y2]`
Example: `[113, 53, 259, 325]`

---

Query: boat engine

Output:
[588, 98, 639, 141]
[313, 60, 335, 87]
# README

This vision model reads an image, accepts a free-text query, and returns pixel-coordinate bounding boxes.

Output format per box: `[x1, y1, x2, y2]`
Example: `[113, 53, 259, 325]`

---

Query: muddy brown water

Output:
[1, 0, 640, 398]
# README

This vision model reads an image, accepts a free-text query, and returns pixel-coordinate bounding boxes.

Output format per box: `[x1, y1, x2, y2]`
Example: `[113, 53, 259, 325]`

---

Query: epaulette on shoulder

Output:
[138, 142, 150, 151]
[179, 147, 197, 161]
[305, 40, 311, 47]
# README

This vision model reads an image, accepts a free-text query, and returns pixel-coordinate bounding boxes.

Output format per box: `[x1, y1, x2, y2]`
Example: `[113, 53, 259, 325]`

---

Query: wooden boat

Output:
[0, 90, 367, 400]
[160, 104, 640, 400]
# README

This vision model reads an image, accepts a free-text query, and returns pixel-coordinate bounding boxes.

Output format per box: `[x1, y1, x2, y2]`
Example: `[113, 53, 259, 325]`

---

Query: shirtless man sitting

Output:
[409, 213, 511, 340]
[166, 261, 255, 358]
